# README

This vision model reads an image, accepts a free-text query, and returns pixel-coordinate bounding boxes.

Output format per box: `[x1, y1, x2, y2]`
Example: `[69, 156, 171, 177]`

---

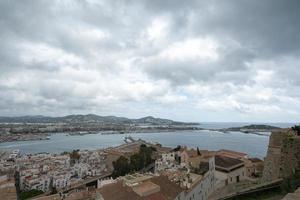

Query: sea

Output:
[0, 122, 296, 158]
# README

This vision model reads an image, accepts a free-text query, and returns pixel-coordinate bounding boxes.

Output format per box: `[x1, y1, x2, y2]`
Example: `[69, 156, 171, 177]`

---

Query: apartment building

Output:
[215, 155, 246, 189]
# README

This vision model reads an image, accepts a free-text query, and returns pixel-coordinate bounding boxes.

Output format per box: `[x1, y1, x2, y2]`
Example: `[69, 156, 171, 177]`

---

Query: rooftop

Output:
[132, 181, 160, 197]
[218, 149, 248, 158]
[215, 155, 244, 169]
[248, 158, 263, 163]
[122, 173, 153, 186]
[97, 175, 182, 200]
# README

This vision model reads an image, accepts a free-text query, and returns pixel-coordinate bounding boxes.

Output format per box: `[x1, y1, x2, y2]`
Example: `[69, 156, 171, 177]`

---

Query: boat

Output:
[12, 149, 20, 154]
[124, 136, 135, 143]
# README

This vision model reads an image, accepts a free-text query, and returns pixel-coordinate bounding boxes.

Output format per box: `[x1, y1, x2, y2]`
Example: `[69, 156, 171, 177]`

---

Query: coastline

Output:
[0, 133, 51, 143]
[0, 130, 269, 158]
[0, 126, 202, 143]
[0, 128, 271, 145]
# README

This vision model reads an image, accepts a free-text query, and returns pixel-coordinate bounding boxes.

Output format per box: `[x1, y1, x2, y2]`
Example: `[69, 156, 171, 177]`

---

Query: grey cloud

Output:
[141, 0, 300, 84]
[142, 45, 255, 85]
[193, 0, 300, 56]
[0, 0, 299, 121]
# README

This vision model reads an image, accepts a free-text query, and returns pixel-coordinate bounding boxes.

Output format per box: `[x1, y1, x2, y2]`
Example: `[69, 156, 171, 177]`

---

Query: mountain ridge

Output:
[0, 114, 198, 125]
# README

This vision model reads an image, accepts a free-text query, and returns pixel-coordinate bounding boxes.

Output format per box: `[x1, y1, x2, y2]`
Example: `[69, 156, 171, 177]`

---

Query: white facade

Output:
[155, 152, 178, 173]
[184, 157, 215, 200]
[16, 151, 108, 193]
[215, 166, 246, 189]
[97, 178, 117, 188]
[19, 169, 40, 190]
[162, 152, 176, 162]
[73, 163, 89, 178]
[53, 173, 71, 189]
[23, 176, 51, 192]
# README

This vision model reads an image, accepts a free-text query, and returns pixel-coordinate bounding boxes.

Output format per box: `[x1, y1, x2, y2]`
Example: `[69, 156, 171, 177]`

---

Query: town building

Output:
[97, 173, 183, 200]
[155, 151, 179, 173]
[244, 157, 264, 178]
[217, 149, 248, 160]
[17, 150, 108, 193]
[23, 175, 51, 192]
[155, 147, 216, 200]
[215, 155, 246, 188]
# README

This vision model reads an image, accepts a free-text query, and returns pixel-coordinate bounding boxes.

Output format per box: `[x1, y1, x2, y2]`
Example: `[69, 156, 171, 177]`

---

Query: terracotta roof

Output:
[186, 149, 199, 158]
[65, 190, 95, 200]
[145, 192, 167, 200]
[215, 155, 244, 169]
[154, 146, 172, 154]
[151, 176, 183, 199]
[98, 181, 139, 200]
[218, 149, 248, 157]
[132, 181, 160, 197]
[98, 175, 182, 200]
[248, 158, 263, 163]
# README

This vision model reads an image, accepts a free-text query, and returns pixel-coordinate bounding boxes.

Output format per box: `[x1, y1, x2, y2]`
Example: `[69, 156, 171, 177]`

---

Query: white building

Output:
[23, 175, 51, 192]
[19, 168, 40, 190]
[182, 156, 215, 200]
[155, 152, 180, 173]
[214, 155, 246, 189]
[53, 176, 70, 189]
[97, 177, 117, 188]
[73, 163, 89, 178]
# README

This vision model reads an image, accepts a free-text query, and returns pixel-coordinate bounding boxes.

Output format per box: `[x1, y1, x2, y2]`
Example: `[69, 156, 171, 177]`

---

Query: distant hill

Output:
[226, 124, 281, 132]
[0, 114, 198, 125]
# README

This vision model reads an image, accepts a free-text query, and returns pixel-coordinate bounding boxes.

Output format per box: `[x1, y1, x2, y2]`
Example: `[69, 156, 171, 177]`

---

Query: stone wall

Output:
[262, 129, 300, 182]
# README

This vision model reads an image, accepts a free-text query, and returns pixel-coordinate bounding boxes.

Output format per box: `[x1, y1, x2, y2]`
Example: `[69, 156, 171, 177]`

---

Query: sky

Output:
[0, 0, 300, 122]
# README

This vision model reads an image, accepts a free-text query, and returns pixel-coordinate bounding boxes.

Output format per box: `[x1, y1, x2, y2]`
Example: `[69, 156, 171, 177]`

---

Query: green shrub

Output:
[20, 189, 43, 200]
[112, 145, 155, 178]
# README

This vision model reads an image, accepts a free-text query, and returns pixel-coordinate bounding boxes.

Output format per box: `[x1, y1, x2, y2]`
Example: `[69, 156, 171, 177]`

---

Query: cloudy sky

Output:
[0, 0, 300, 122]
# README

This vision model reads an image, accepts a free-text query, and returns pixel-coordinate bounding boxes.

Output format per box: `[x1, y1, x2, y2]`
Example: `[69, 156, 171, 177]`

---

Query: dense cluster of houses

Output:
[17, 151, 108, 193]
[56, 144, 264, 200]
[0, 140, 265, 200]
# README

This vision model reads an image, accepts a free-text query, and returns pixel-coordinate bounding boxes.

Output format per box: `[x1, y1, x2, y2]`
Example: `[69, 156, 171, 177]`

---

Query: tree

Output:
[130, 154, 142, 171]
[20, 189, 43, 200]
[60, 151, 69, 155]
[112, 145, 156, 177]
[70, 150, 80, 165]
[292, 125, 300, 135]
[173, 145, 181, 152]
[70, 150, 80, 160]
[112, 156, 130, 178]
[139, 144, 154, 167]
[197, 147, 201, 156]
